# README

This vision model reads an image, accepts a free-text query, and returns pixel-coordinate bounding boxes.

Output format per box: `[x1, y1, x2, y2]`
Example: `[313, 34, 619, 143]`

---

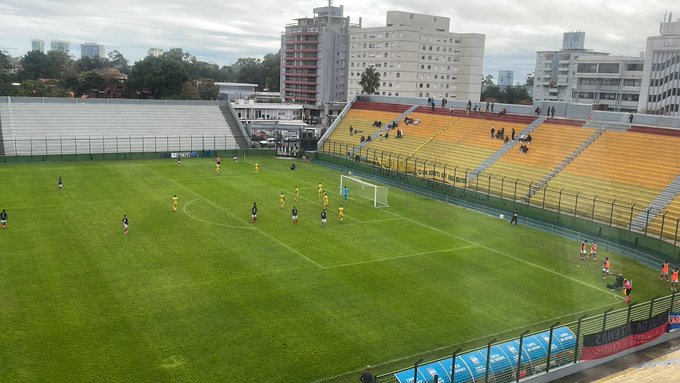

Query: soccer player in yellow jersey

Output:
[322, 192, 329, 208]
[338, 205, 345, 223]
[216, 163, 221, 175]
[255, 163, 260, 174]
[279, 192, 286, 208]
[317, 182, 323, 197]
[294, 186, 299, 203]
[172, 195, 179, 212]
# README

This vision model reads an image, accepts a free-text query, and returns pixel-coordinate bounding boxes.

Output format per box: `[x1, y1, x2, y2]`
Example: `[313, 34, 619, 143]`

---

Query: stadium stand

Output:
[0, 97, 239, 155]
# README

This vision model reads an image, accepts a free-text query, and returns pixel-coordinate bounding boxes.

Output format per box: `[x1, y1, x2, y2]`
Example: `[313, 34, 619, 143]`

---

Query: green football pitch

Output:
[0, 155, 671, 383]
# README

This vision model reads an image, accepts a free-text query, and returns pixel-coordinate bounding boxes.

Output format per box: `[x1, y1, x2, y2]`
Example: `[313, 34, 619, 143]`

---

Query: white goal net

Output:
[340, 174, 389, 208]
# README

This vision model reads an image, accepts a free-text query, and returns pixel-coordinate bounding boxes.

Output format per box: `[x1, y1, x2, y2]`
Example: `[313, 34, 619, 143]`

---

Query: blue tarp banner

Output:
[669, 312, 680, 332]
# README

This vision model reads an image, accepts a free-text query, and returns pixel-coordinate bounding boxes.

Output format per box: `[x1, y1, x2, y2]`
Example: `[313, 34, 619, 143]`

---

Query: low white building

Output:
[572, 55, 644, 113]
[216, 82, 258, 101]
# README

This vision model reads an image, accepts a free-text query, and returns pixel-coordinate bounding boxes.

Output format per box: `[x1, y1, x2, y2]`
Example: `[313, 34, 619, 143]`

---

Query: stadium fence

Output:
[318, 140, 680, 257]
[374, 292, 680, 383]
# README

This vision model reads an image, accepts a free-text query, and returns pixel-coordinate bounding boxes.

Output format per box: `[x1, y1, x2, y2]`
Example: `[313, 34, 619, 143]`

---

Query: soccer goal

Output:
[340, 174, 389, 208]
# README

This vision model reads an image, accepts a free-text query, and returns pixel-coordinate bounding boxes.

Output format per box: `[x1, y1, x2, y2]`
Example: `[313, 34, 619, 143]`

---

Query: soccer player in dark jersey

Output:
[1, 209, 7, 229]
[320, 208, 327, 228]
[251, 203, 258, 222]
[122, 215, 129, 235]
[58, 176, 63, 191]
[292, 206, 299, 224]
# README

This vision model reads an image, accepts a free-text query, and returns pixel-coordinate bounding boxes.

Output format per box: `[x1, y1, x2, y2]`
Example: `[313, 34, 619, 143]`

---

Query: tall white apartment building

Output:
[572, 55, 644, 113]
[534, 32, 608, 102]
[638, 13, 680, 115]
[498, 70, 514, 87]
[280, 5, 350, 107]
[31, 39, 45, 53]
[50, 40, 70, 54]
[347, 11, 484, 101]
[148, 48, 164, 58]
[81, 42, 105, 58]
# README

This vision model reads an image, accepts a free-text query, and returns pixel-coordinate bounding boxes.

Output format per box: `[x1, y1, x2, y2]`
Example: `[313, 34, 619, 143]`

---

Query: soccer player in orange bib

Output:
[661, 262, 670, 281]
[602, 257, 611, 279]
[672, 269, 679, 292]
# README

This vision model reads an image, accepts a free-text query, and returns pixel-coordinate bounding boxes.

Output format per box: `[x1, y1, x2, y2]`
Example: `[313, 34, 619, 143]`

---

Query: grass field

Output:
[0, 154, 671, 383]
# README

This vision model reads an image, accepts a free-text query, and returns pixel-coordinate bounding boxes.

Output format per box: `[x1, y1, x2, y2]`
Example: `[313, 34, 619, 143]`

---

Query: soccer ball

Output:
[499, 214, 504, 219]
[348, 171, 352, 175]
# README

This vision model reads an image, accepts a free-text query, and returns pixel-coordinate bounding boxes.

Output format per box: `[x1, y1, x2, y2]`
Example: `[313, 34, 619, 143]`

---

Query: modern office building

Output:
[347, 11, 485, 101]
[534, 32, 608, 102]
[572, 55, 644, 113]
[81, 42, 105, 58]
[280, 5, 351, 115]
[498, 70, 514, 87]
[50, 40, 70, 54]
[148, 48, 164, 58]
[31, 39, 44, 53]
[638, 13, 680, 116]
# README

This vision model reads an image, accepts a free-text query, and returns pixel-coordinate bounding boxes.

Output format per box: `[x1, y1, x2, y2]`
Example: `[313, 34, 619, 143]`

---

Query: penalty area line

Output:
[322, 245, 478, 269]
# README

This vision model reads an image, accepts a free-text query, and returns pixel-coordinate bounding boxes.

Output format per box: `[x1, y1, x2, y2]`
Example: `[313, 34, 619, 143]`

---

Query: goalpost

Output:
[340, 174, 389, 208]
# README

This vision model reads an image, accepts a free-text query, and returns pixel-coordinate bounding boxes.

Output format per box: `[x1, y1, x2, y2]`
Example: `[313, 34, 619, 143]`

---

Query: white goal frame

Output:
[340, 174, 389, 208]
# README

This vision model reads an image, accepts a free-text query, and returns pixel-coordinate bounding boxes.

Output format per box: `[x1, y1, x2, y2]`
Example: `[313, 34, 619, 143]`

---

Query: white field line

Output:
[322, 245, 478, 269]
[378, 208, 624, 301]
[182, 198, 255, 230]
[308, 301, 621, 383]
[163, 175, 325, 269]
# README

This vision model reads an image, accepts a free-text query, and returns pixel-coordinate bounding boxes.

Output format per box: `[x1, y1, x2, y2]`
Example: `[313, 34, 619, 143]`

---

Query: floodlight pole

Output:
[413, 358, 423, 383]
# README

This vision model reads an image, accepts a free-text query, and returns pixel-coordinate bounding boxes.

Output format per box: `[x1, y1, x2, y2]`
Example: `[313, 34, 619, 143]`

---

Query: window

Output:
[623, 79, 641, 86]
[627, 63, 643, 71]
[577, 63, 597, 73]
[396, 72, 400, 78]
[598, 63, 620, 73]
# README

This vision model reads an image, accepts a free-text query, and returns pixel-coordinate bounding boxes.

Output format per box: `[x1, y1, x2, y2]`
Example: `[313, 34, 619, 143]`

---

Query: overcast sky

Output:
[0, 0, 677, 83]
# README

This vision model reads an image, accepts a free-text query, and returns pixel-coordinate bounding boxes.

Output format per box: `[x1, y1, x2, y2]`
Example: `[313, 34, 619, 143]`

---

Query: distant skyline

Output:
[1, 0, 677, 84]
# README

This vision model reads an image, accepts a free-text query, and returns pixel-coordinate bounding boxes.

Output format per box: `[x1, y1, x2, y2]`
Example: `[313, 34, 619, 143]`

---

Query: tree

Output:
[481, 84, 532, 105]
[196, 78, 219, 100]
[359, 67, 380, 95]
[127, 56, 188, 99]
[107, 50, 129, 73]
[77, 55, 109, 72]
[261, 52, 281, 91]
[233, 57, 261, 86]
[19, 51, 51, 80]
[0, 51, 11, 70]
[482, 74, 495, 86]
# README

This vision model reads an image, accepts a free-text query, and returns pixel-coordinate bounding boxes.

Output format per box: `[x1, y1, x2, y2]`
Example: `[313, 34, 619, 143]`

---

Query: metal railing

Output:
[319, 139, 680, 245]
[1, 134, 238, 157]
[375, 293, 679, 383]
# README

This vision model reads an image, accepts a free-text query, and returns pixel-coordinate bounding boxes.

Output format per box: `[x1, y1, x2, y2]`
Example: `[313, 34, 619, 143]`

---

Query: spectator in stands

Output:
[534, 106, 541, 116]
[491, 102, 495, 112]
[499, 127, 505, 139]
[519, 133, 527, 143]
[504, 135, 510, 144]
[366, 135, 371, 142]
[629, 113, 634, 123]
[431, 101, 435, 111]
[427, 97, 432, 106]
[511, 128, 515, 141]
[551, 106, 556, 119]
[498, 108, 507, 116]
[384, 131, 389, 139]
[526, 134, 532, 143]
[486, 101, 490, 112]
[349, 126, 354, 135]
[360, 135, 365, 143]
[397, 129, 403, 138]
[473, 103, 478, 112]
[490, 127, 495, 139]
